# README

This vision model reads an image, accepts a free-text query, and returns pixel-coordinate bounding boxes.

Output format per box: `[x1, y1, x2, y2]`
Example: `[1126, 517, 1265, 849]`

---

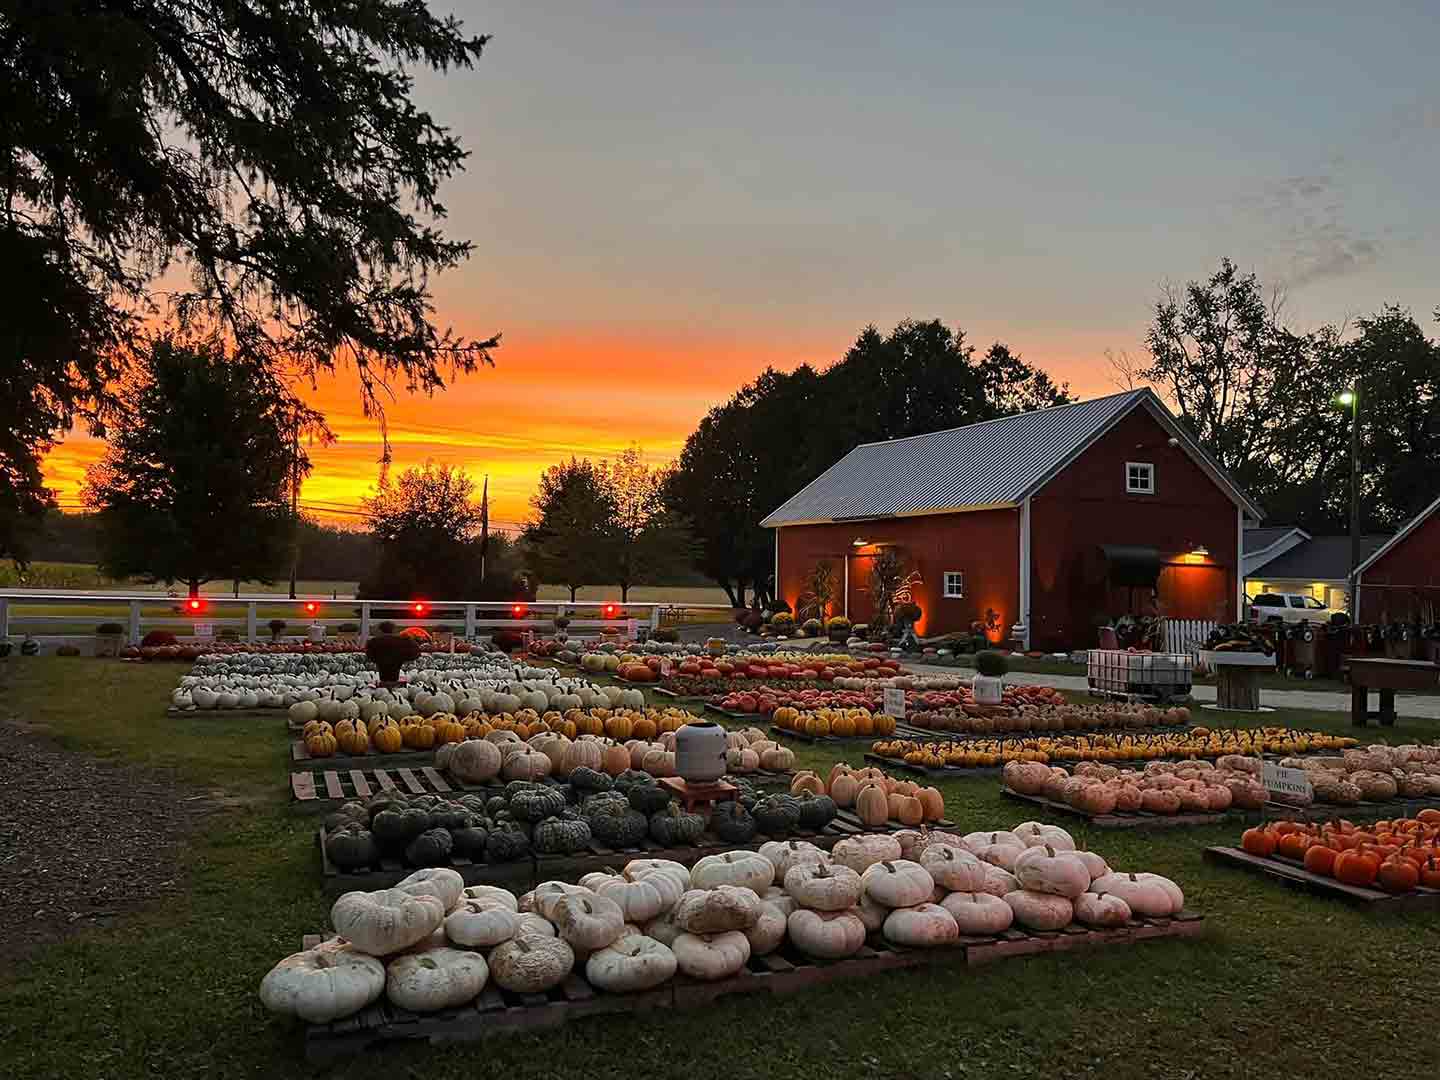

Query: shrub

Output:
[267, 619, 287, 638]
[95, 622, 125, 635]
[141, 630, 177, 647]
[825, 616, 851, 632]
[894, 601, 922, 624]
[377, 620, 397, 635]
[771, 612, 796, 632]
[975, 650, 1009, 677]
[366, 633, 420, 682]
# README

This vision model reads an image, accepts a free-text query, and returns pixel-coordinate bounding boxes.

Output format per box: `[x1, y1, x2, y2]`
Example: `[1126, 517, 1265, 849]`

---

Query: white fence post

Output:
[649, 606, 661, 631]
[128, 600, 142, 645]
[359, 602, 371, 641]
[0, 597, 8, 641]
[246, 602, 258, 642]
[464, 603, 476, 638]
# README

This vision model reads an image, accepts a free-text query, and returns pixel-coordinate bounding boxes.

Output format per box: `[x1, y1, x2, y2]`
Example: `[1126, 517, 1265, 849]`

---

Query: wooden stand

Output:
[1198, 651, 1274, 711]
[1348, 658, 1440, 727]
[657, 777, 737, 814]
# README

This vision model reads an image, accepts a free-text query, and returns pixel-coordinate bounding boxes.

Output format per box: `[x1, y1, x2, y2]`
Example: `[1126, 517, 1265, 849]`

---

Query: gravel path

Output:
[0, 722, 212, 969]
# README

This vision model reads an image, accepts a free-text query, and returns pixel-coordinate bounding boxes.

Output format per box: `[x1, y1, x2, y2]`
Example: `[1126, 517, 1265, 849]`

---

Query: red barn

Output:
[761, 389, 1263, 652]
[1355, 494, 1440, 624]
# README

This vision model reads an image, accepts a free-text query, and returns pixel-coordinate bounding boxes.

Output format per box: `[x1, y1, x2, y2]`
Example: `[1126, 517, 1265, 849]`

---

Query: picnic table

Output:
[1348, 657, 1440, 726]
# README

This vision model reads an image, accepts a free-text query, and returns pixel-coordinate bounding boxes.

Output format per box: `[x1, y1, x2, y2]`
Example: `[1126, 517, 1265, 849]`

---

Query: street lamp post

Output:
[1338, 387, 1359, 615]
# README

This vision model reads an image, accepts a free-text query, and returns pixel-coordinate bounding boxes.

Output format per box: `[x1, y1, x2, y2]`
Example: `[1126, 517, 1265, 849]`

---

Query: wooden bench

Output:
[1349, 657, 1440, 726]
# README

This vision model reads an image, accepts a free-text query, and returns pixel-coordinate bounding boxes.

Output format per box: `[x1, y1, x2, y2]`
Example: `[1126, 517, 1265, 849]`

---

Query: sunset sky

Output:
[42, 2, 1440, 528]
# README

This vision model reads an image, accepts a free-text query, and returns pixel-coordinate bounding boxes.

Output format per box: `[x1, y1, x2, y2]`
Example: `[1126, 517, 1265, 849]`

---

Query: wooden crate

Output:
[292, 765, 507, 810]
[1203, 846, 1440, 912]
[297, 911, 1204, 1063]
[1000, 787, 1230, 830]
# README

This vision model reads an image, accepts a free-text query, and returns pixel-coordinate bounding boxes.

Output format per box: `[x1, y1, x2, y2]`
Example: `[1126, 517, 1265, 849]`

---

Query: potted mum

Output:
[366, 632, 420, 685]
[94, 622, 126, 657]
[973, 649, 1009, 704]
[825, 615, 852, 643]
[268, 618, 287, 642]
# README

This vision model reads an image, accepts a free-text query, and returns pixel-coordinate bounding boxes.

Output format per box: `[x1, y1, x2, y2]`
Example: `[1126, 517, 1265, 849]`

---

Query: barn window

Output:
[943, 571, 965, 598]
[1125, 461, 1155, 494]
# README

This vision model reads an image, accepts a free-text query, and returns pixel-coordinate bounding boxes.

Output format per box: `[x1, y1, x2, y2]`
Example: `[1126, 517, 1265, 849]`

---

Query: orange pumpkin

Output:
[631, 716, 658, 740]
[916, 786, 945, 823]
[791, 772, 826, 797]
[855, 783, 889, 827]
[1241, 827, 1277, 857]
[1302, 843, 1337, 877]
[1275, 832, 1309, 860]
[1420, 858, 1440, 890]
[1377, 854, 1419, 894]
[605, 714, 634, 740]
[1333, 848, 1379, 887]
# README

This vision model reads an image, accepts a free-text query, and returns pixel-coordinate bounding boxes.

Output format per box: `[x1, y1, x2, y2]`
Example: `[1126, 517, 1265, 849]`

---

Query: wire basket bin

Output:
[1087, 649, 1193, 703]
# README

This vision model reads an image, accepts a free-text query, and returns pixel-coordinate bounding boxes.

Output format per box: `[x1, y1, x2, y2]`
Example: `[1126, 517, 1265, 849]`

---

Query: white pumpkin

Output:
[624, 858, 691, 892]
[962, 829, 1022, 853]
[918, 845, 988, 892]
[979, 864, 1020, 898]
[385, 947, 488, 1012]
[447, 740, 502, 783]
[513, 912, 556, 939]
[1073, 890, 1132, 927]
[1091, 872, 1184, 917]
[1071, 850, 1111, 883]
[393, 868, 464, 911]
[585, 935, 677, 992]
[743, 901, 788, 957]
[289, 699, 318, 725]
[331, 888, 447, 957]
[641, 906, 684, 947]
[691, 851, 775, 893]
[527, 881, 596, 921]
[1003, 889, 1074, 931]
[460, 885, 518, 911]
[882, 903, 960, 948]
[672, 931, 751, 980]
[861, 860, 935, 908]
[1012, 845, 1091, 899]
[585, 870, 667, 923]
[501, 748, 553, 781]
[444, 900, 519, 948]
[783, 861, 863, 912]
[787, 908, 867, 959]
[672, 886, 762, 934]
[855, 891, 889, 932]
[758, 839, 830, 880]
[830, 834, 903, 874]
[259, 938, 385, 1022]
[974, 840, 1026, 871]
[550, 893, 627, 952]
[759, 886, 799, 919]
[940, 891, 1014, 934]
[1011, 821, 1076, 851]
[488, 935, 575, 993]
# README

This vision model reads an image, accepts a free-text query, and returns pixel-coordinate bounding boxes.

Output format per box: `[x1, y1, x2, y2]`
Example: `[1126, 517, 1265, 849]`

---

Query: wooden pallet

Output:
[292, 765, 505, 809]
[769, 722, 933, 745]
[863, 752, 1003, 778]
[1259, 796, 1440, 823]
[297, 911, 1204, 1063]
[1203, 846, 1440, 912]
[999, 787, 1229, 829]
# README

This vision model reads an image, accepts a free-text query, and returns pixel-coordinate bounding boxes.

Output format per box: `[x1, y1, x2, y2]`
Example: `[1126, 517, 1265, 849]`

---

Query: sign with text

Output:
[882, 686, 906, 719]
[193, 623, 214, 639]
[1261, 762, 1313, 801]
[659, 659, 673, 678]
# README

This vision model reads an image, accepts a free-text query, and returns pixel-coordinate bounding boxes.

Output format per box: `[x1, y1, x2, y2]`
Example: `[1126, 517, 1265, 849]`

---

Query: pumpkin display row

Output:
[871, 726, 1361, 770]
[712, 683, 1064, 722]
[1257, 743, 1440, 806]
[1003, 760, 1268, 815]
[573, 649, 905, 682]
[788, 763, 948, 827]
[771, 706, 899, 738]
[906, 699, 1185, 736]
[1239, 812, 1440, 892]
[324, 764, 834, 874]
[264, 823, 1187, 1026]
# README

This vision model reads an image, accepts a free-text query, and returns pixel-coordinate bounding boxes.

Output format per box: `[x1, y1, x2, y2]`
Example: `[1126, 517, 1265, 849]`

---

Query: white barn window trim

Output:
[1126, 461, 1155, 494]
[943, 571, 965, 598]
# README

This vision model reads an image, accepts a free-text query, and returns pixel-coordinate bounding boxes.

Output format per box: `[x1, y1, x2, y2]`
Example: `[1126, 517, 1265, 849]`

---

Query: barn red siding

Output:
[1028, 409, 1240, 651]
[1358, 506, 1440, 624]
[775, 511, 1020, 639]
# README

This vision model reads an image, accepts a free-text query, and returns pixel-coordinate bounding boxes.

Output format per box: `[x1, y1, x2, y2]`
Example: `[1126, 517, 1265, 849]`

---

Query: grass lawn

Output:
[2, 657, 1439, 1080]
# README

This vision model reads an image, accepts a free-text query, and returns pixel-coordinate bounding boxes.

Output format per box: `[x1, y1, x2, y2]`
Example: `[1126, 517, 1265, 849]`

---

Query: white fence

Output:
[0, 592, 732, 646]
[1163, 618, 1217, 659]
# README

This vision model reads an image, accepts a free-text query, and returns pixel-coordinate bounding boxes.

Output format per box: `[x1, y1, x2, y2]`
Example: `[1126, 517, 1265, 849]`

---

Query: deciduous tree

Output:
[522, 459, 615, 601]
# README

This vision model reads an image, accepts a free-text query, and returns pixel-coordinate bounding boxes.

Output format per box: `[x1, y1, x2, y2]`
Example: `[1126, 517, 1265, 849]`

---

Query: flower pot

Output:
[973, 674, 1005, 705]
[93, 633, 125, 658]
[675, 721, 727, 783]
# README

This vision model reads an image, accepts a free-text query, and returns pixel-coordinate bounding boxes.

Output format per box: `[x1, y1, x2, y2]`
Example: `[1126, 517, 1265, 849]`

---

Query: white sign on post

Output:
[883, 686, 906, 719]
[659, 659, 673, 678]
[1261, 763, 1313, 801]
[193, 623, 214, 639]
[308, 623, 326, 641]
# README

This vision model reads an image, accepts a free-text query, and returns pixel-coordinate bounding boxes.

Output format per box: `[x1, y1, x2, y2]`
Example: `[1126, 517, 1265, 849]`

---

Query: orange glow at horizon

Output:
[40, 325, 1119, 528]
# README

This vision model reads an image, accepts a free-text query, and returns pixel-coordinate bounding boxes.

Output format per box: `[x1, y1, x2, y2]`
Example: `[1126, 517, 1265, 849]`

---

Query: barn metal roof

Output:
[760, 388, 1263, 527]
[1356, 492, 1440, 578]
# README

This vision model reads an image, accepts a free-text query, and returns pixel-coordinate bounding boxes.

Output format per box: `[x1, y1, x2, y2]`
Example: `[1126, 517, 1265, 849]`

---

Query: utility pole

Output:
[288, 418, 300, 600]
[1341, 387, 1360, 615]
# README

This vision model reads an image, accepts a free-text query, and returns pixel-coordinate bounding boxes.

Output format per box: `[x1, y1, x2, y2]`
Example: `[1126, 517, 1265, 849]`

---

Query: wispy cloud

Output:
[1243, 169, 1382, 288]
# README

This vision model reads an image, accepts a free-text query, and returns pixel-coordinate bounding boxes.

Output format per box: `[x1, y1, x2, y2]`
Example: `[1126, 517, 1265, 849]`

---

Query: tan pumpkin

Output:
[915, 786, 944, 823]
[828, 772, 860, 808]
[600, 742, 631, 777]
[791, 772, 826, 797]
[889, 793, 924, 827]
[855, 783, 890, 827]
[882, 903, 959, 948]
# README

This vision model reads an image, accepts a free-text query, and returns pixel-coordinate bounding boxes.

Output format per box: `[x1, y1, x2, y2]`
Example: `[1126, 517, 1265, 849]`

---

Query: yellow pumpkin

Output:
[631, 716, 657, 740]
[605, 714, 634, 740]
[336, 725, 369, 755]
[873, 713, 897, 737]
[404, 723, 437, 749]
[805, 713, 831, 737]
[853, 711, 875, 737]
[302, 719, 332, 740]
[305, 731, 337, 758]
[773, 706, 800, 730]
[372, 722, 403, 754]
[830, 713, 856, 738]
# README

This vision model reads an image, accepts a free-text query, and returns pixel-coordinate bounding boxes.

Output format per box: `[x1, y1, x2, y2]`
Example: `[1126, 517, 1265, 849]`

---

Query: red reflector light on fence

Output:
[413, 602, 428, 616]
[303, 601, 319, 616]
[186, 598, 204, 613]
